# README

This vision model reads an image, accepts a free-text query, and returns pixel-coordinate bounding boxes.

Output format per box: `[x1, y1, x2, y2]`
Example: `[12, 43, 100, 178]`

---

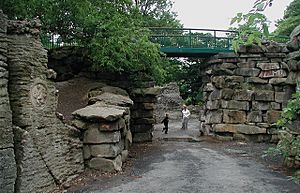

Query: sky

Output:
[172, 0, 293, 32]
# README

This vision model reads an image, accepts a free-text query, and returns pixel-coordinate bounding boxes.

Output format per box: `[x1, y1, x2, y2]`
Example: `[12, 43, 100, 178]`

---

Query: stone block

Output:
[90, 144, 121, 158]
[71, 119, 87, 130]
[266, 111, 282, 124]
[131, 124, 153, 133]
[206, 110, 223, 124]
[83, 128, 121, 144]
[133, 132, 152, 143]
[83, 145, 91, 160]
[203, 83, 215, 91]
[286, 121, 300, 134]
[221, 100, 249, 110]
[221, 88, 234, 100]
[206, 100, 220, 110]
[224, 76, 244, 88]
[88, 155, 122, 172]
[264, 53, 286, 58]
[254, 90, 274, 101]
[132, 96, 156, 103]
[223, 110, 246, 124]
[286, 71, 300, 85]
[131, 109, 153, 119]
[257, 62, 280, 70]
[132, 87, 161, 96]
[246, 77, 268, 84]
[275, 92, 288, 103]
[212, 76, 225, 88]
[259, 69, 287, 79]
[234, 68, 260, 77]
[72, 103, 126, 122]
[219, 63, 237, 69]
[89, 92, 133, 107]
[271, 102, 281, 110]
[247, 111, 262, 123]
[233, 90, 254, 101]
[213, 124, 266, 134]
[132, 118, 155, 124]
[252, 101, 270, 110]
[237, 61, 256, 68]
[208, 89, 221, 100]
[212, 68, 234, 76]
[121, 150, 129, 162]
[125, 130, 132, 149]
[287, 60, 300, 71]
[287, 50, 300, 60]
[269, 78, 287, 85]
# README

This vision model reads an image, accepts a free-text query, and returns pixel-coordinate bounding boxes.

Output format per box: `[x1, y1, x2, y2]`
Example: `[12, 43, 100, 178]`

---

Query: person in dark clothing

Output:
[161, 113, 169, 134]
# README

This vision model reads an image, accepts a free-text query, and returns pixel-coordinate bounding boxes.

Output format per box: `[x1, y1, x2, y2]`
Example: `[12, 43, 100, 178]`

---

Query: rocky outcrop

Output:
[280, 25, 300, 168]
[72, 86, 133, 172]
[0, 10, 17, 193]
[130, 87, 160, 142]
[154, 82, 183, 122]
[0, 12, 84, 193]
[200, 41, 299, 142]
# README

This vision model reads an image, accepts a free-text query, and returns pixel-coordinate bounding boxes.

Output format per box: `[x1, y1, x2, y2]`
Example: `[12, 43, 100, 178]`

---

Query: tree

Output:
[133, 0, 181, 27]
[275, 0, 300, 36]
[0, 0, 180, 84]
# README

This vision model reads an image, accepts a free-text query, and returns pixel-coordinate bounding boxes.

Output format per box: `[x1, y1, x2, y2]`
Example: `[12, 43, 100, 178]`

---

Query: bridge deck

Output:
[150, 28, 237, 57]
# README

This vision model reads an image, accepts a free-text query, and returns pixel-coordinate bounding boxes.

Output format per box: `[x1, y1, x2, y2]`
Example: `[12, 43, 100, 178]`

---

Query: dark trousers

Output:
[163, 125, 168, 134]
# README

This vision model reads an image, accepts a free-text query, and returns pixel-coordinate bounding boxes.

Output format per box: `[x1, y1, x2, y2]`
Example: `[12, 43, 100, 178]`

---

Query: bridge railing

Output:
[149, 28, 238, 50]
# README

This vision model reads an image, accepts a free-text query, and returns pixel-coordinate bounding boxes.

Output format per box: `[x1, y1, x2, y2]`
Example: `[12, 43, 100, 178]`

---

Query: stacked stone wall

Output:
[279, 25, 300, 168]
[130, 88, 160, 143]
[72, 86, 133, 172]
[200, 42, 299, 142]
[0, 11, 84, 193]
[0, 10, 17, 193]
[154, 82, 184, 123]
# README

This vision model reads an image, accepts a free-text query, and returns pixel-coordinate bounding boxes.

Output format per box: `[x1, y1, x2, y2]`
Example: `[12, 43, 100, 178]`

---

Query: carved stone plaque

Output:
[30, 82, 48, 108]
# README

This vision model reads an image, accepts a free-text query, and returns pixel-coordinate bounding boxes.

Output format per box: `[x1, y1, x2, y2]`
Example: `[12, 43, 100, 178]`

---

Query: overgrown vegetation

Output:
[231, 0, 300, 182]
[275, 0, 300, 36]
[0, 0, 181, 84]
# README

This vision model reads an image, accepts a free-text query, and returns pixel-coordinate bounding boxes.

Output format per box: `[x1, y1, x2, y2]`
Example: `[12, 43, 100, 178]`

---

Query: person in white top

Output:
[181, 104, 190, 130]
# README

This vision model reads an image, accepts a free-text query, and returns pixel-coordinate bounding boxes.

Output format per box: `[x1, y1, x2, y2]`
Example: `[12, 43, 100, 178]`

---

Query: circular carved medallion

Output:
[30, 82, 48, 108]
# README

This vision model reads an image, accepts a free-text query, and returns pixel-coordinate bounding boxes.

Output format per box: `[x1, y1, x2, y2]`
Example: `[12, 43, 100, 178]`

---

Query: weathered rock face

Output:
[200, 41, 300, 142]
[0, 12, 84, 193]
[72, 87, 133, 172]
[154, 82, 183, 122]
[279, 24, 300, 168]
[0, 10, 17, 193]
[130, 87, 160, 142]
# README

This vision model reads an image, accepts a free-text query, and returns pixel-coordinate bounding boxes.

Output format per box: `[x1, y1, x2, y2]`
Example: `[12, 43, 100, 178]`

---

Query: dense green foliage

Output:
[275, 0, 300, 36]
[0, 0, 181, 84]
[230, 12, 270, 51]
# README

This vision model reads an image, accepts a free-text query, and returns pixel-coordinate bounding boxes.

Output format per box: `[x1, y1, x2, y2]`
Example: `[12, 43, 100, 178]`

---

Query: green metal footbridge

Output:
[42, 28, 237, 57]
[149, 28, 237, 57]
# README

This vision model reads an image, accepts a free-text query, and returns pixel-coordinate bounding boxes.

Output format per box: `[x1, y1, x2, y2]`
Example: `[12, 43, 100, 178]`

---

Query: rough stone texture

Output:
[89, 92, 133, 107]
[201, 41, 299, 141]
[83, 128, 121, 144]
[154, 82, 183, 122]
[88, 155, 122, 172]
[72, 103, 127, 122]
[72, 86, 133, 172]
[0, 11, 17, 193]
[131, 87, 159, 143]
[5, 17, 83, 193]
